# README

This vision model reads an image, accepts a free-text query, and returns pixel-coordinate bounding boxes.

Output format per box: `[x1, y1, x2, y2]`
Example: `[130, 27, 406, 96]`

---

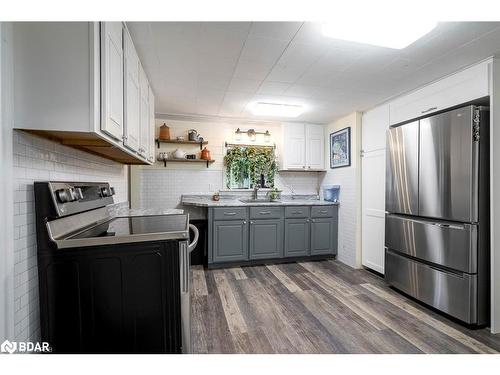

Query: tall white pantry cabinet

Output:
[13, 22, 155, 165]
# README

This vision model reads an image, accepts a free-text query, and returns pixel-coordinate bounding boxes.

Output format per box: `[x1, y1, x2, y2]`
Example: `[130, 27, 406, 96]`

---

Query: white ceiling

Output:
[127, 22, 500, 124]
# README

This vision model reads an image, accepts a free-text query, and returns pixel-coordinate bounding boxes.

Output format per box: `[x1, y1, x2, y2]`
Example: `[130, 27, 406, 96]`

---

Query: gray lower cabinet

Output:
[284, 218, 310, 257]
[310, 218, 338, 255]
[249, 219, 283, 260]
[213, 220, 248, 263]
[209, 205, 338, 265]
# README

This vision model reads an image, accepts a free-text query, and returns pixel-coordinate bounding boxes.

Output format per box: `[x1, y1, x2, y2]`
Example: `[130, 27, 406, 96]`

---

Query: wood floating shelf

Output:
[156, 139, 208, 150]
[160, 158, 215, 168]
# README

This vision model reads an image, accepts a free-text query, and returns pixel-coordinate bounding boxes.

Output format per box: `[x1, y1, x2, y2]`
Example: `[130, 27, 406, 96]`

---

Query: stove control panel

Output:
[47, 182, 116, 217]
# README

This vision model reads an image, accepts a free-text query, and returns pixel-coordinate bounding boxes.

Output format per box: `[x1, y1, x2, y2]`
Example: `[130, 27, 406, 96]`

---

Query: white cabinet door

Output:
[100, 22, 124, 141]
[138, 65, 149, 159]
[148, 87, 155, 163]
[361, 104, 390, 274]
[123, 29, 140, 152]
[305, 124, 325, 170]
[389, 61, 489, 125]
[283, 123, 305, 170]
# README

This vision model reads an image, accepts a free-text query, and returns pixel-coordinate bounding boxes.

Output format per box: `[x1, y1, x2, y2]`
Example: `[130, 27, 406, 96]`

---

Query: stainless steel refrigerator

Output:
[385, 105, 490, 325]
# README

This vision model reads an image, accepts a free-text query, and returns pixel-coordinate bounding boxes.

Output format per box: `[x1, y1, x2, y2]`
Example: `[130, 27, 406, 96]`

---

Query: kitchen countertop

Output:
[111, 205, 184, 217]
[181, 194, 339, 207]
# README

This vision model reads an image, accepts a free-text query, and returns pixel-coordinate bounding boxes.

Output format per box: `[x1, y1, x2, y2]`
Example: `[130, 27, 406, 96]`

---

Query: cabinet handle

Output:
[250, 221, 254, 224]
[421, 106, 437, 114]
[302, 165, 306, 169]
[292, 211, 301, 214]
[308, 166, 311, 169]
[259, 211, 271, 215]
[320, 210, 328, 213]
[223, 212, 236, 216]
[311, 219, 315, 223]
[243, 221, 247, 224]
[306, 219, 310, 222]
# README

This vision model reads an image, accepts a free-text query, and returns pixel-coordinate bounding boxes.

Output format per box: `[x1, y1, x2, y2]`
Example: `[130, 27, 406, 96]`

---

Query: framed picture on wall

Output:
[330, 127, 351, 169]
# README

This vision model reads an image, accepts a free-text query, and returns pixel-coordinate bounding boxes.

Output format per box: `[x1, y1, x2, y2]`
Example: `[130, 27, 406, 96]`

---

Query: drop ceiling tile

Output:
[266, 63, 307, 83]
[156, 96, 197, 115]
[249, 22, 303, 41]
[227, 78, 263, 93]
[257, 81, 291, 95]
[197, 74, 232, 91]
[233, 59, 275, 80]
[277, 42, 325, 67]
[239, 35, 290, 64]
[196, 57, 239, 77]
[311, 86, 345, 100]
[218, 92, 254, 117]
[284, 84, 319, 98]
[195, 90, 226, 115]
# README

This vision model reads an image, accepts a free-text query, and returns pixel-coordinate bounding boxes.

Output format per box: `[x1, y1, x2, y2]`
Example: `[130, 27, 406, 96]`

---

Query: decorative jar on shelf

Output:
[200, 147, 211, 160]
[159, 123, 170, 140]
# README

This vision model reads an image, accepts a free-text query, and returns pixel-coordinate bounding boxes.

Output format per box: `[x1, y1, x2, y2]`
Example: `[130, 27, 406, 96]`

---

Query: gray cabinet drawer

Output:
[285, 206, 310, 218]
[249, 206, 283, 220]
[213, 207, 247, 220]
[311, 206, 336, 218]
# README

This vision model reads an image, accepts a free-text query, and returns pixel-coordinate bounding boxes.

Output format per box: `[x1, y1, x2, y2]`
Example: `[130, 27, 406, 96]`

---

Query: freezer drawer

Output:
[385, 214, 477, 273]
[385, 250, 479, 324]
[386, 121, 419, 215]
[419, 106, 478, 222]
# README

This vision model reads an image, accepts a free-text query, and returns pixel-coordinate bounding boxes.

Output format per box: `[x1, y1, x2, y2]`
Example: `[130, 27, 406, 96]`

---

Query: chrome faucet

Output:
[253, 184, 259, 199]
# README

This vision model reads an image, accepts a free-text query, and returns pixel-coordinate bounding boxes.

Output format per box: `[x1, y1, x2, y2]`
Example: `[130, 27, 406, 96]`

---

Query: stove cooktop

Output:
[52, 214, 190, 249]
[69, 215, 189, 239]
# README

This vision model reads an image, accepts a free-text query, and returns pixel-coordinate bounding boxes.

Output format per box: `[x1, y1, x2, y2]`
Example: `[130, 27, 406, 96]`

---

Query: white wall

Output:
[131, 118, 323, 216]
[11, 131, 128, 342]
[320, 112, 362, 268]
[1, 21, 15, 343]
[490, 58, 500, 334]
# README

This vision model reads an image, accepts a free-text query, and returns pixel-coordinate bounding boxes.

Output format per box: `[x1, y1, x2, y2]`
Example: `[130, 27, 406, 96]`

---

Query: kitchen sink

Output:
[239, 198, 282, 204]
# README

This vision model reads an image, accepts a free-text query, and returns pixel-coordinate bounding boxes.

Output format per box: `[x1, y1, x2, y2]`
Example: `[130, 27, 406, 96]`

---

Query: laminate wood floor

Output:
[190, 260, 500, 354]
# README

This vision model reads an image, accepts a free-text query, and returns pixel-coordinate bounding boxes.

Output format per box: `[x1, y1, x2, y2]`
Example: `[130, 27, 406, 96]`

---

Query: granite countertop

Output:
[113, 207, 184, 217]
[181, 194, 339, 207]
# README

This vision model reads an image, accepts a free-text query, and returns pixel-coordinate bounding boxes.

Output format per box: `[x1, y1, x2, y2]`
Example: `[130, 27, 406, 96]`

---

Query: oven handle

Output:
[188, 224, 199, 253]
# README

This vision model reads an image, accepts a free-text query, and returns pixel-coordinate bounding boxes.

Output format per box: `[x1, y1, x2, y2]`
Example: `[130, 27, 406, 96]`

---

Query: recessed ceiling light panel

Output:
[250, 102, 305, 118]
[322, 21, 437, 49]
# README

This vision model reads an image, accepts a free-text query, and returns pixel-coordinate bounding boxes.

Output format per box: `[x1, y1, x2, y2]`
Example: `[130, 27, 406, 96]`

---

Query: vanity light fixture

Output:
[234, 128, 271, 142]
[321, 20, 437, 49]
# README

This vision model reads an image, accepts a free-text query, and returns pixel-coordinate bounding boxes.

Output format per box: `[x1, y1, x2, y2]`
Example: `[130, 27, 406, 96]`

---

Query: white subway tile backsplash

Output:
[12, 130, 128, 343]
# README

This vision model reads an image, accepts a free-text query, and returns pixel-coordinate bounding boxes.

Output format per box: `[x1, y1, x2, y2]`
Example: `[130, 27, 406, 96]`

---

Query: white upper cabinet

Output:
[282, 123, 325, 170]
[305, 124, 325, 170]
[123, 28, 141, 152]
[100, 22, 124, 141]
[148, 87, 155, 163]
[390, 61, 489, 125]
[139, 65, 150, 159]
[13, 22, 154, 165]
[283, 123, 306, 170]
